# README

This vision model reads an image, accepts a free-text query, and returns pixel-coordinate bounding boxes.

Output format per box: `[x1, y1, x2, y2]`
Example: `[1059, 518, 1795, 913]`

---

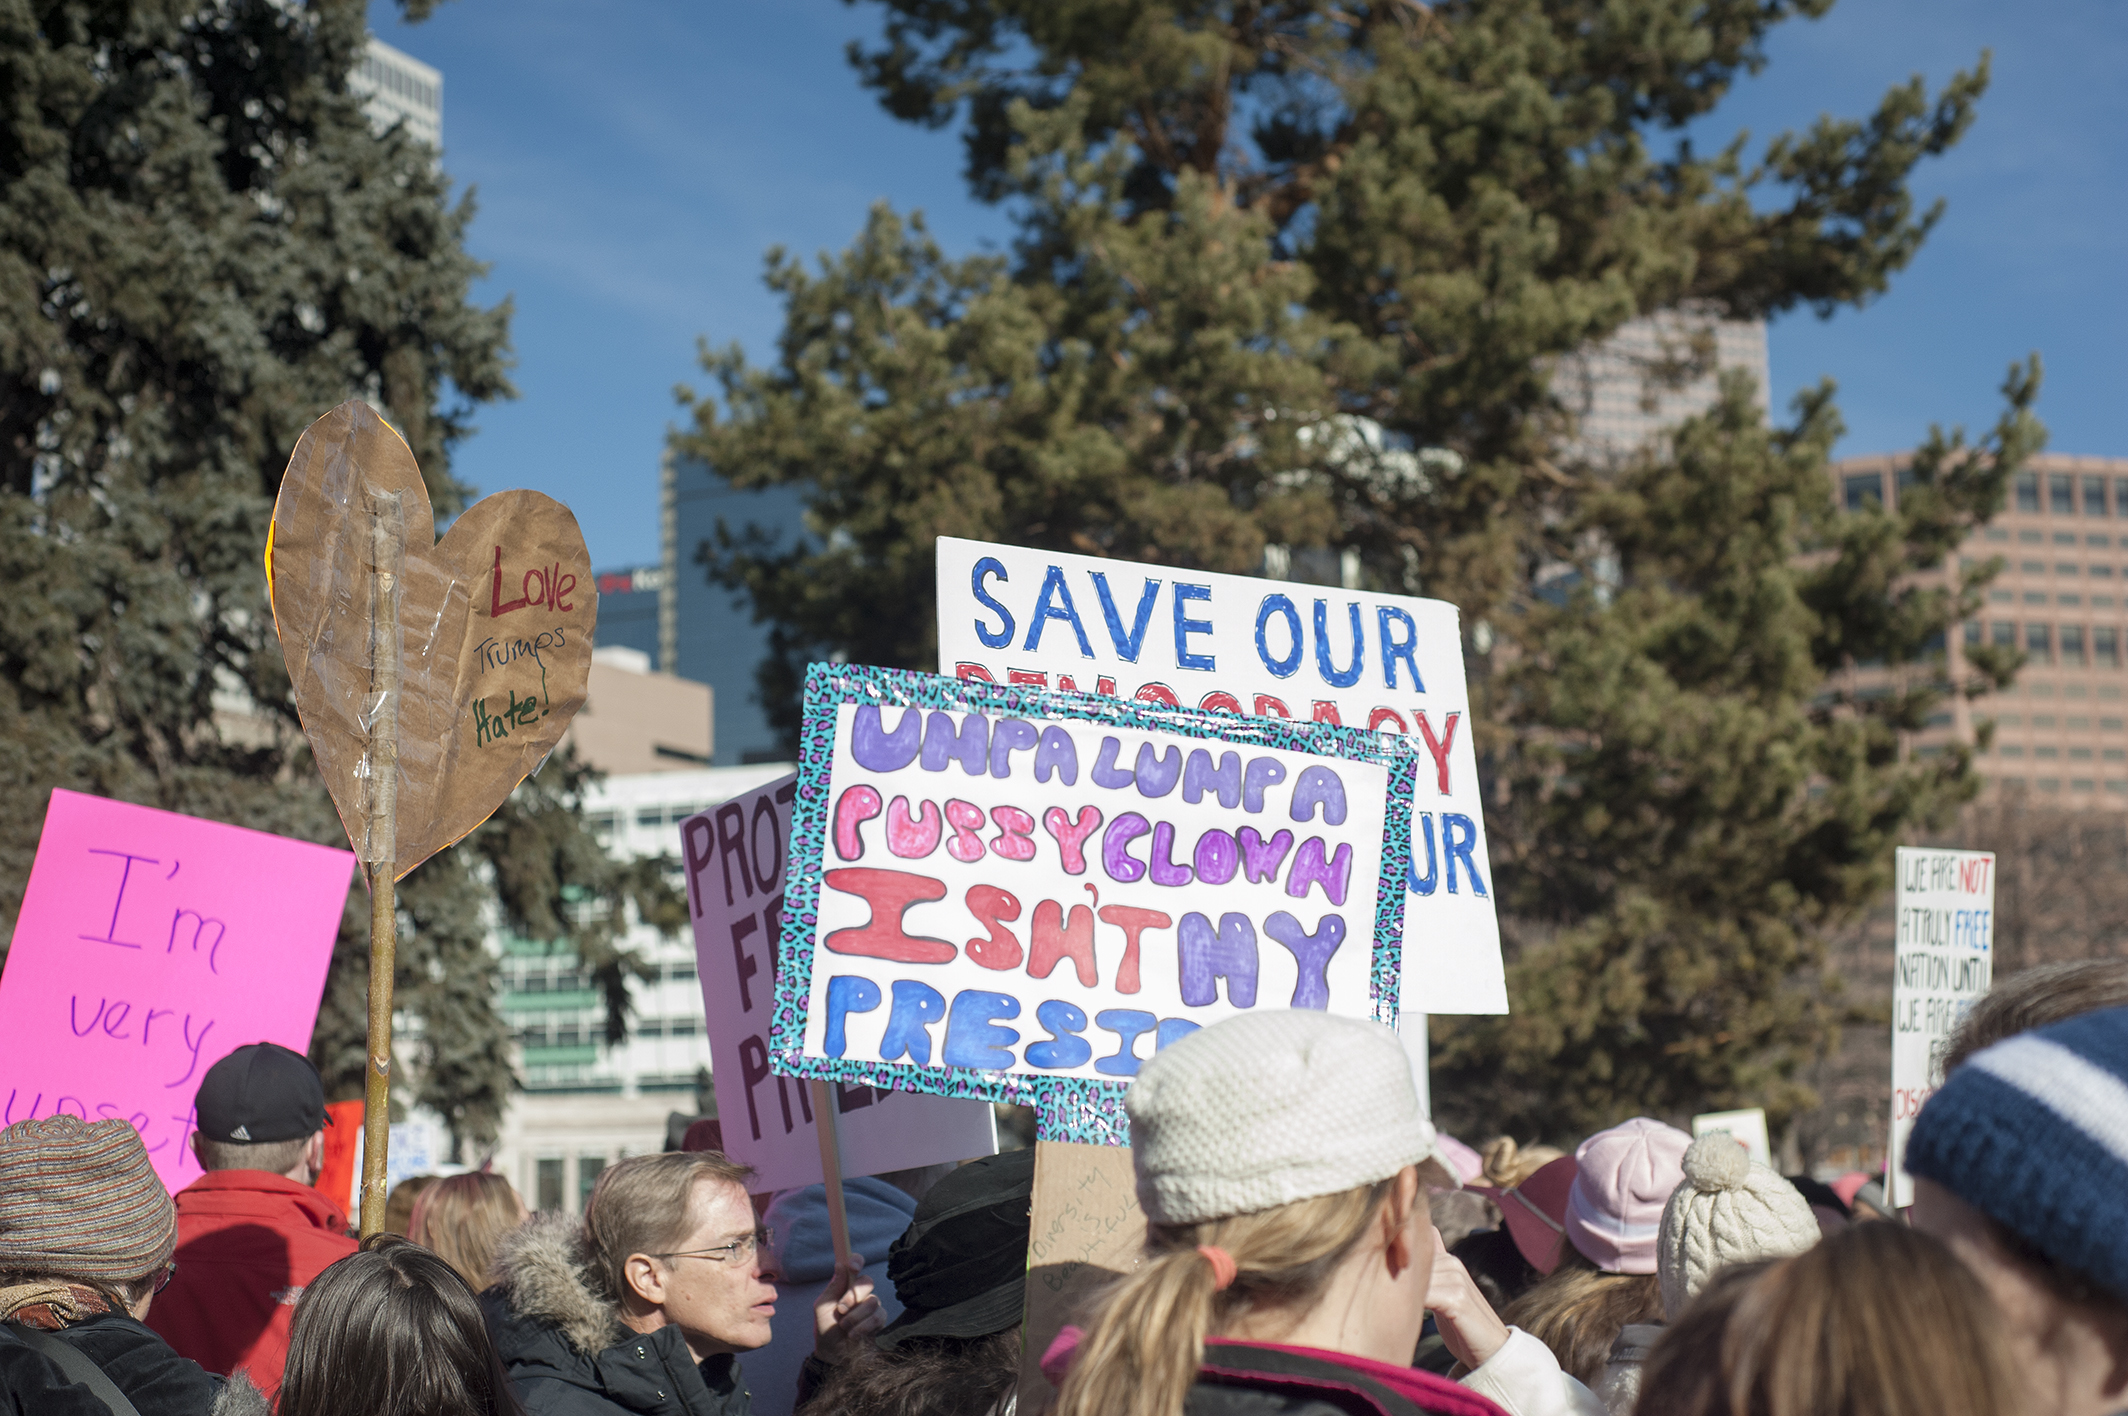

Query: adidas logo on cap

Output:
[230, 1125, 251, 1141]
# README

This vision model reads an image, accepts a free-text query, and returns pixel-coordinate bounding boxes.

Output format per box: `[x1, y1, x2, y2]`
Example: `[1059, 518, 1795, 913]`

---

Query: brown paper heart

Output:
[268, 400, 598, 880]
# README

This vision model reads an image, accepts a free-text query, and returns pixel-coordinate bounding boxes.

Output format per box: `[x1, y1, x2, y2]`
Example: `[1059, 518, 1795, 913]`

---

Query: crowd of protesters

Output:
[2, 958, 2125, 1416]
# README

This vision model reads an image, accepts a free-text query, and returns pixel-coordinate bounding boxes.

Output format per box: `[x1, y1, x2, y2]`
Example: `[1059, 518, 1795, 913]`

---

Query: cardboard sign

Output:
[268, 400, 597, 880]
[935, 536, 1504, 1015]
[680, 775, 997, 1192]
[0, 790, 352, 1193]
[767, 663, 1417, 1136]
[1018, 1140, 1147, 1409]
[1691, 1108, 1772, 1170]
[1888, 846, 1994, 1208]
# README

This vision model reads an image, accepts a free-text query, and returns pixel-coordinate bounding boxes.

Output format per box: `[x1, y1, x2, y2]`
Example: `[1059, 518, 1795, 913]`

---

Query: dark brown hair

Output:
[1632, 1262, 1770, 1416]
[278, 1235, 524, 1416]
[1637, 1222, 2017, 1416]
[800, 1331, 1019, 1416]
[1942, 958, 2128, 1072]
[1499, 1244, 1662, 1385]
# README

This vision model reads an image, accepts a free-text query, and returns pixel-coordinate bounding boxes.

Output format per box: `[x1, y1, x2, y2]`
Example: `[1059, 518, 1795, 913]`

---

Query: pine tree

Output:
[678, 0, 2040, 1136]
[0, 0, 660, 1155]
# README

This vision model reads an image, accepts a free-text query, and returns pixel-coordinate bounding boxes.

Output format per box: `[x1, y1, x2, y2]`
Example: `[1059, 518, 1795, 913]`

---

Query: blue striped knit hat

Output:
[1906, 1004, 2128, 1303]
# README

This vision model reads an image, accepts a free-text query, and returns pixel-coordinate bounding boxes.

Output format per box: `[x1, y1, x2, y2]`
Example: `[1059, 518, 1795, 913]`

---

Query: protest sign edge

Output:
[766, 662, 1418, 1139]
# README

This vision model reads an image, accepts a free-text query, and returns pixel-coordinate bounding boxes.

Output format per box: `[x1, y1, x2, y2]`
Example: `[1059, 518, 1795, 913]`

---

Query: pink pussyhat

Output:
[1434, 1133, 1484, 1187]
[1564, 1118, 1693, 1274]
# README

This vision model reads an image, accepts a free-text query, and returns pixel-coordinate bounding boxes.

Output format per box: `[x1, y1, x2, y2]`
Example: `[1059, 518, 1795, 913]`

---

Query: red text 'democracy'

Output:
[801, 705, 1393, 1083]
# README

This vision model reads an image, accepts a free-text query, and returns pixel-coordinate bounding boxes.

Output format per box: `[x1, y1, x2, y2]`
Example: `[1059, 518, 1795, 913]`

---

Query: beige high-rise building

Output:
[1833, 451, 2128, 806]
[561, 646, 714, 774]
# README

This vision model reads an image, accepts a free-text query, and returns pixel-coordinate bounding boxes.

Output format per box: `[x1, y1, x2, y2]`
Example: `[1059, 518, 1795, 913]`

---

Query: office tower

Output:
[1833, 451, 2128, 805]
[656, 454, 809, 765]
[1557, 311, 1771, 461]
[350, 38, 442, 149]
[591, 565, 663, 664]
[562, 646, 713, 773]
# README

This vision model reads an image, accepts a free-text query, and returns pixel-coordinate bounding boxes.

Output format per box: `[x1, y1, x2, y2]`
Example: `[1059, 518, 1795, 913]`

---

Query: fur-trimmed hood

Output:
[492, 1211, 626, 1357]
[213, 1373, 271, 1416]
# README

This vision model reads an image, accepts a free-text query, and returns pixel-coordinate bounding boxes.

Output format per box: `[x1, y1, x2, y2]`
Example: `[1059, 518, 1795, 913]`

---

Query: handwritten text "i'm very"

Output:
[0, 792, 350, 1191]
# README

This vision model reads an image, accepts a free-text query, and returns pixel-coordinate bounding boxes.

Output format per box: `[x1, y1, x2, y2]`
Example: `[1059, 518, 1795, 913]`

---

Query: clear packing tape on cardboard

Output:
[267, 400, 598, 879]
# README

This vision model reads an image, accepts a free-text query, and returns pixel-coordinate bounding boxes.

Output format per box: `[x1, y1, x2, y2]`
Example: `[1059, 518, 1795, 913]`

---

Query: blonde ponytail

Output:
[1479, 1136, 1564, 1189]
[1053, 1178, 1393, 1416]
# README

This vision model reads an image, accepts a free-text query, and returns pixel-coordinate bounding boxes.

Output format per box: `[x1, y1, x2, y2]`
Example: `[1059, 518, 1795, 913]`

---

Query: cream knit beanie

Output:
[1657, 1132, 1821, 1319]
[1127, 1010, 1446, 1225]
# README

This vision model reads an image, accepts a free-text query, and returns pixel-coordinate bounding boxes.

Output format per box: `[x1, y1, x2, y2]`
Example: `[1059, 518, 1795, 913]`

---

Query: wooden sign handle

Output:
[808, 1079, 854, 1270]
[357, 492, 405, 1239]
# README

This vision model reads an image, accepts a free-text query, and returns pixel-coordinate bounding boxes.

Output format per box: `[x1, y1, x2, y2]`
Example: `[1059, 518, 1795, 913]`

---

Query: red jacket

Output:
[143, 1170, 358, 1395]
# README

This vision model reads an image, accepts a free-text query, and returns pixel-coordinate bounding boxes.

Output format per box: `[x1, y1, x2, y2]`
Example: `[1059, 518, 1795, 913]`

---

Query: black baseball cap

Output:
[194, 1043, 328, 1144]
[878, 1147, 1036, 1347]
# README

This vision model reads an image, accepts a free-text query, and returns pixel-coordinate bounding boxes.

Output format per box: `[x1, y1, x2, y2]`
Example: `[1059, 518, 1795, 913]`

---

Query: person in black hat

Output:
[144, 1042, 358, 1396]
[798, 1148, 1035, 1416]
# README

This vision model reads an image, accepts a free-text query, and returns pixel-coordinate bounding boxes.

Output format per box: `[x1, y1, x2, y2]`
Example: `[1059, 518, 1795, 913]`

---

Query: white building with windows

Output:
[484, 764, 794, 1212]
[351, 37, 442, 149]
[1556, 310, 1770, 461]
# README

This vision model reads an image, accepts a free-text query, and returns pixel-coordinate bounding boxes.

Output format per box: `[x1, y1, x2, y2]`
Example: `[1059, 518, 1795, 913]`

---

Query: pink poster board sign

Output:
[0, 789, 353, 1193]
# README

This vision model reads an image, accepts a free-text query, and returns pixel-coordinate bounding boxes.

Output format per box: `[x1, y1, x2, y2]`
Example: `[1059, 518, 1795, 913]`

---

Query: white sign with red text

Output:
[935, 536, 1505, 1014]
[1888, 846, 1994, 1208]
[682, 775, 997, 1193]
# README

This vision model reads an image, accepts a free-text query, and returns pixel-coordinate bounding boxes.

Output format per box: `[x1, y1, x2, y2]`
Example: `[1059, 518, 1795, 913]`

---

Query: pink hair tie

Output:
[1197, 1244, 1238, 1291]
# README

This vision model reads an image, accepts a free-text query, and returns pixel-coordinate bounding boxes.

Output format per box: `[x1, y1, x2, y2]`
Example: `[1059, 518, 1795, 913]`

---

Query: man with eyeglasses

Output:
[485, 1150, 882, 1414]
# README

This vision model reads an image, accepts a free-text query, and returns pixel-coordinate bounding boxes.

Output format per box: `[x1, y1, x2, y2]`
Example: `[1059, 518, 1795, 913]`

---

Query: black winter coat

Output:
[483, 1215, 752, 1416]
[0, 1314, 266, 1416]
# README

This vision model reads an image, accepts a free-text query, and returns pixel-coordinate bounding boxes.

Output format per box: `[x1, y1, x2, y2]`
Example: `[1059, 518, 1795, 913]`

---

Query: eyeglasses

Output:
[155, 1261, 178, 1295]
[648, 1228, 771, 1267]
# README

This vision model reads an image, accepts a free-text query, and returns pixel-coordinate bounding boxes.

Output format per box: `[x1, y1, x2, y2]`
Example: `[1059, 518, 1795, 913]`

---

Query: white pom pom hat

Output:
[1126, 1010, 1454, 1226]
[1657, 1131, 1821, 1319]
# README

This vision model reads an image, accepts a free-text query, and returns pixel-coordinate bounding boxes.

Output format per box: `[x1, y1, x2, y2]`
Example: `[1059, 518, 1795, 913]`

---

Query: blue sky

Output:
[366, 1, 2128, 572]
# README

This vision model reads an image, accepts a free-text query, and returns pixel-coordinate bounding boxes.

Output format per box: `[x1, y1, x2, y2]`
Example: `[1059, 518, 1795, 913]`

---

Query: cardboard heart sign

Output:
[268, 400, 597, 880]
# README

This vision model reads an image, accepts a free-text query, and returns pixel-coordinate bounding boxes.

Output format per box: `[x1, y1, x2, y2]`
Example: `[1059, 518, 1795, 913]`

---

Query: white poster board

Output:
[1888, 846, 1994, 1208]
[682, 776, 997, 1192]
[935, 536, 1505, 1016]
[349, 1117, 451, 1197]
[798, 705, 1394, 1081]
[1691, 1108, 1772, 1170]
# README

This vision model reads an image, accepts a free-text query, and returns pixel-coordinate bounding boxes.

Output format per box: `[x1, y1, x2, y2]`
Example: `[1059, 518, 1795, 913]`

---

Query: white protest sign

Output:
[1888, 846, 1994, 1208]
[682, 775, 997, 1192]
[799, 701, 1396, 1082]
[935, 536, 1505, 1015]
[1691, 1108, 1772, 1170]
[349, 1116, 450, 1196]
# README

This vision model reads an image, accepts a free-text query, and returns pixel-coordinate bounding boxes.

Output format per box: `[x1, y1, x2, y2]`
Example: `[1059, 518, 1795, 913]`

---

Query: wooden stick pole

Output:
[808, 1079, 854, 1269]
[358, 492, 405, 1239]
